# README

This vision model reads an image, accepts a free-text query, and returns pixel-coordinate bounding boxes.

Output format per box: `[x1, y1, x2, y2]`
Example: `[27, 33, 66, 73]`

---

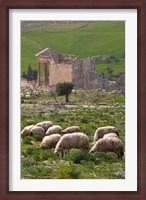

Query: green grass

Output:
[21, 89, 125, 179]
[96, 59, 125, 75]
[21, 21, 125, 179]
[21, 21, 125, 73]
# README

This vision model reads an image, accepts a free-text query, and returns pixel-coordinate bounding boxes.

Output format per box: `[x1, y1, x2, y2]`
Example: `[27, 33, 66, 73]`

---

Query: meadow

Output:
[21, 21, 125, 74]
[21, 21, 125, 179]
[21, 90, 125, 179]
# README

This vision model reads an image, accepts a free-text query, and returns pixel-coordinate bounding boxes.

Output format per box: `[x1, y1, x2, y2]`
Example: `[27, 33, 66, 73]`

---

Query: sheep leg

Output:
[61, 151, 64, 158]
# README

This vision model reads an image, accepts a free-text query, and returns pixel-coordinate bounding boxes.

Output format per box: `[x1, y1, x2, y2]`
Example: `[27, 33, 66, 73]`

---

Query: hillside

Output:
[21, 21, 125, 74]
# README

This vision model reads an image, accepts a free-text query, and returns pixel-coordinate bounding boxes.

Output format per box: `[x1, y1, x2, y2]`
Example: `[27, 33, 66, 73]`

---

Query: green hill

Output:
[21, 21, 125, 74]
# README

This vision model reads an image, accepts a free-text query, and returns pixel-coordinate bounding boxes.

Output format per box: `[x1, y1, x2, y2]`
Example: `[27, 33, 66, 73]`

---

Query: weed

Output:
[23, 136, 34, 145]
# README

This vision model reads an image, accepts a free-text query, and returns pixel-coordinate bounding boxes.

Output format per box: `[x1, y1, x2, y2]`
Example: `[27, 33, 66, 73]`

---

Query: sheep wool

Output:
[36, 121, 53, 131]
[93, 126, 119, 143]
[103, 133, 118, 139]
[61, 126, 81, 135]
[46, 125, 62, 135]
[40, 134, 62, 149]
[21, 125, 35, 135]
[90, 137, 124, 159]
[54, 132, 89, 157]
[30, 126, 45, 136]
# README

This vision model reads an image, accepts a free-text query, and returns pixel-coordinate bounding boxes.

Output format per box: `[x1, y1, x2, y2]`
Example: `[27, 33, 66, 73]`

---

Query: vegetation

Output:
[56, 82, 74, 102]
[21, 21, 125, 73]
[21, 21, 125, 179]
[21, 89, 125, 179]
[22, 65, 37, 81]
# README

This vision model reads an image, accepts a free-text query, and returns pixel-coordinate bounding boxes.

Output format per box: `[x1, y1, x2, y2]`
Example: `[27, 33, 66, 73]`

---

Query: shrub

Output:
[69, 151, 89, 164]
[56, 82, 74, 102]
[70, 150, 100, 165]
[68, 166, 81, 179]
[23, 136, 34, 144]
[33, 134, 44, 142]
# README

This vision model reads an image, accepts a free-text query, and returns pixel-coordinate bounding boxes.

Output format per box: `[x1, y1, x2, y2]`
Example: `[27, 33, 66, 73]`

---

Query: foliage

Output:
[56, 82, 74, 102]
[22, 136, 34, 145]
[21, 21, 125, 73]
[21, 91, 125, 179]
[22, 64, 37, 81]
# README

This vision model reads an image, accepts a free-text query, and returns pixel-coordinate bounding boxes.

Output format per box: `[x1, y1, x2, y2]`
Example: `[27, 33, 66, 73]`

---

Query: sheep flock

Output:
[21, 121, 124, 160]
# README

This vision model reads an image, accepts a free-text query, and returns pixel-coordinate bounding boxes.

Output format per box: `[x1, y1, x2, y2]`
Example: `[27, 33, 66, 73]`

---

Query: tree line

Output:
[22, 65, 37, 81]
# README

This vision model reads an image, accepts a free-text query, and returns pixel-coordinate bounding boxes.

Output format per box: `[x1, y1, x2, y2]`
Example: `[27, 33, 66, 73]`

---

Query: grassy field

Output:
[21, 21, 125, 179]
[21, 89, 125, 179]
[21, 21, 125, 73]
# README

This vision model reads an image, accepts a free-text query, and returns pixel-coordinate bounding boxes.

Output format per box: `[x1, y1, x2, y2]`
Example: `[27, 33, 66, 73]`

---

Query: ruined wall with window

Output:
[72, 56, 103, 89]
[36, 48, 103, 89]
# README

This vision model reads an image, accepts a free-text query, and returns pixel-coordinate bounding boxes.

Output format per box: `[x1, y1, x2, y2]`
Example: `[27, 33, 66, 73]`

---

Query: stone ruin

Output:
[35, 48, 103, 89]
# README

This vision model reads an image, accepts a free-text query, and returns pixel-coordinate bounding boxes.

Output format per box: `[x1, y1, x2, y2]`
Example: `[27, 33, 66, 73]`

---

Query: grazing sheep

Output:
[46, 125, 62, 135]
[90, 137, 124, 160]
[36, 121, 53, 131]
[30, 126, 45, 136]
[54, 132, 90, 157]
[21, 125, 35, 135]
[103, 133, 118, 139]
[40, 134, 62, 149]
[61, 126, 81, 135]
[93, 126, 119, 143]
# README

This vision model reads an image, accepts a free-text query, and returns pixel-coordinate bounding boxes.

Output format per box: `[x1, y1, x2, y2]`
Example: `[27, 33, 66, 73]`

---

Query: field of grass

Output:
[21, 21, 125, 179]
[21, 21, 125, 73]
[21, 89, 125, 179]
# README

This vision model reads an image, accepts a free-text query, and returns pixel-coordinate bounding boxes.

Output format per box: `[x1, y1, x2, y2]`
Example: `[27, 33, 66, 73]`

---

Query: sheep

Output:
[36, 121, 53, 131]
[89, 137, 124, 160]
[54, 132, 90, 157]
[40, 134, 62, 149]
[61, 126, 81, 135]
[103, 133, 118, 139]
[45, 125, 62, 135]
[30, 126, 45, 136]
[21, 125, 35, 135]
[93, 126, 119, 143]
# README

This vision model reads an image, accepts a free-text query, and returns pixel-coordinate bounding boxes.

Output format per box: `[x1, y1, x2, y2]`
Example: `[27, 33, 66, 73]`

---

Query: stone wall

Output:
[49, 63, 73, 86]
[72, 57, 103, 89]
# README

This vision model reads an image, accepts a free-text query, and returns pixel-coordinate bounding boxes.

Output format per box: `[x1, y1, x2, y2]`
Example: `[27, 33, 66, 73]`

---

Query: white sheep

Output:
[21, 125, 35, 135]
[103, 133, 118, 139]
[93, 126, 119, 143]
[90, 137, 124, 159]
[46, 125, 62, 135]
[61, 126, 81, 135]
[36, 121, 53, 131]
[54, 132, 90, 157]
[40, 134, 62, 149]
[30, 126, 45, 136]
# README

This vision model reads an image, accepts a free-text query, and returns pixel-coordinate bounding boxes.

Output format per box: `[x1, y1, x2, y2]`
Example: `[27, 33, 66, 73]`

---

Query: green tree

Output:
[21, 72, 28, 80]
[27, 64, 33, 81]
[21, 65, 38, 81]
[56, 82, 74, 103]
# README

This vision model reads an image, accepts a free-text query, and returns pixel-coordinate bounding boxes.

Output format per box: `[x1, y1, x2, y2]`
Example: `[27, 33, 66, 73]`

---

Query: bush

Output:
[57, 163, 81, 179]
[33, 134, 44, 142]
[56, 82, 74, 102]
[23, 136, 34, 144]
[68, 166, 81, 179]
[69, 150, 99, 165]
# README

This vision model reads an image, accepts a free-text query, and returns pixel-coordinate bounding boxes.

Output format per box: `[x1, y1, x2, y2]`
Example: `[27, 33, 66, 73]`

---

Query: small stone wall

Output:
[49, 63, 73, 86]
[72, 57, 103, 89]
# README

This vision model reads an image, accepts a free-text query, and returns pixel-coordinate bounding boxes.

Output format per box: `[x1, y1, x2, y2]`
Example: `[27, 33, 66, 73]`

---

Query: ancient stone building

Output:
[35, 48, 103, 89]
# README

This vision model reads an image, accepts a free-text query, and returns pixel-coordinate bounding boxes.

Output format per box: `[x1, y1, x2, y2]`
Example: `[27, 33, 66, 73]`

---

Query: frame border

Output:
[0, 0, 145, 199]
